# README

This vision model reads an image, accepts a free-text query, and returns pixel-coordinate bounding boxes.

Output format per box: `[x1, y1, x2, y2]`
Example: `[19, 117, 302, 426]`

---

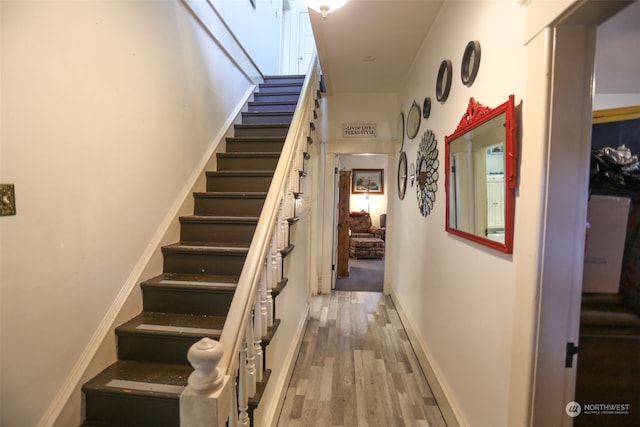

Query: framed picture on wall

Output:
[352, 169, 384, 194]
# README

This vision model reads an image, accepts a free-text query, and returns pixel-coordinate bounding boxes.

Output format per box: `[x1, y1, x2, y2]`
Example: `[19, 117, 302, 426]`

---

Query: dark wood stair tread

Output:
[206, 170, 275, 176]
[83, 360, 190, 398]
[262, 319, 280, 347]
[162, 241, 249, 253]
[259, 82, 303, 88]
[117, 312, 225, 338]
[280, 244, 295, 258]
[217, 152, 281, 157]
[248, 100, 297, 107]
[194, 191, 267, 198]
[143, 273, 239, 289]
[254, 91, 301, 96]
[242, 111, 294, 116]
[249, 369, 272, 408]
[180, 215, 259, 223]
[272, 277, 288, 298]
[263, 74, 305, 80]
[225, 136, 286, 142]
[234, 123, 291, 128]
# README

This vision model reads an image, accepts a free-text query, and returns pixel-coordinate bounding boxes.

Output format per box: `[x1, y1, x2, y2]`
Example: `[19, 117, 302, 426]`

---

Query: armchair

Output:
[348, 211, 385, 258]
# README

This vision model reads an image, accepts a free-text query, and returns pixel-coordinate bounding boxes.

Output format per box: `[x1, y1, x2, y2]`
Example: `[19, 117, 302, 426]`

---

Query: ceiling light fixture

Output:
[303, 0, 348, 18]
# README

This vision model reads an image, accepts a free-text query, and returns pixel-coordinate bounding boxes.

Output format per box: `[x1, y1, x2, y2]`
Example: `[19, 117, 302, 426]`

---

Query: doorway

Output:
[525, 2, 639, 426]
[333, 154, 389, 291]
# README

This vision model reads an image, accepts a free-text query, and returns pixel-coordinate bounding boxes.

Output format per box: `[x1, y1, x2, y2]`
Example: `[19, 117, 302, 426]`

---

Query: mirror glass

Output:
[445, 96, 517, 253]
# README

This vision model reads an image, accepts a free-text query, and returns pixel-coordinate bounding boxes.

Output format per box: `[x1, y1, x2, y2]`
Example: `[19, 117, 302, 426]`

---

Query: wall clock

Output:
[461, 40, 481, 87]
[436, 60, 452, 103]
[397, 151, 408, 200]
[416, 130, 439, 217]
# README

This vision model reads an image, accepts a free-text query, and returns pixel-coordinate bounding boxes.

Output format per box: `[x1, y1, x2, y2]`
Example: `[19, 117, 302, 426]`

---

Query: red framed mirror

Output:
[445, 95, 517, 253]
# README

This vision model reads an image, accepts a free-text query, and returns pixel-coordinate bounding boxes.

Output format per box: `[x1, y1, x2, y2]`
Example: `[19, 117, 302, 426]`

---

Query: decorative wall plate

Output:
[406, 101, 421, 139]
[436, 60, 452, 103]
[416, 130, 439, 217]
[423, 97, 432, 119]
[461, 40, 481, 87]
[397, 151, 408, 200]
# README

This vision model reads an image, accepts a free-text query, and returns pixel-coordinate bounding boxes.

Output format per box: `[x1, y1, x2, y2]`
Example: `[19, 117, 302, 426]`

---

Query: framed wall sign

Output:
[343, 123, 377, 138]
[352, 169, 384, 194]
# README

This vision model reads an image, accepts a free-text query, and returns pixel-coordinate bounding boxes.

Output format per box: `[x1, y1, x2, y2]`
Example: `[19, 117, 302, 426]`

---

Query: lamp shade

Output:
[303, 0, 348, 17]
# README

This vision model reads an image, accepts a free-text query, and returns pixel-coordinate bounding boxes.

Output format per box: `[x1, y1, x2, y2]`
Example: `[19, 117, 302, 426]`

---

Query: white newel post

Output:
[180, 338, 231, 427]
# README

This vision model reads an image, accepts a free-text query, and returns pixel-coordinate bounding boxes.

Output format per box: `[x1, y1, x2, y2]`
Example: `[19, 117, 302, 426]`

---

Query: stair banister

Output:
[180, 55, 321, 426]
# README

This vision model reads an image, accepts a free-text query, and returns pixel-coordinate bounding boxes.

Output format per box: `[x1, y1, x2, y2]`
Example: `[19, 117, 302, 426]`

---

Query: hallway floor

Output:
[276, 291, 447, 426]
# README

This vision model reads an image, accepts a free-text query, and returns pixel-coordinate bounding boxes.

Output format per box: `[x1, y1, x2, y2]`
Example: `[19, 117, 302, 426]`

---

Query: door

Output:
[336, 170, 351, 277]
[297, 12, 315, 74]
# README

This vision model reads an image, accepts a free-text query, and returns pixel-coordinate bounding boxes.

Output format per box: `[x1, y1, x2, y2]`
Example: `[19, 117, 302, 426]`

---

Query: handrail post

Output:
[253, 287, 264, 380]
[180, 338, 232, 427]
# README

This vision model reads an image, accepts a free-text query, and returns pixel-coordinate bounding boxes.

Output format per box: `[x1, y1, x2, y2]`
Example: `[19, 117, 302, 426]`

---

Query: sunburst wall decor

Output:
[416, 130, 439, 217]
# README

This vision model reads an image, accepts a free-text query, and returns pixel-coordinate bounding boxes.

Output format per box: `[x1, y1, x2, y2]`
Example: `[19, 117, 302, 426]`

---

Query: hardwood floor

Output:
[277, 291, 447, 427]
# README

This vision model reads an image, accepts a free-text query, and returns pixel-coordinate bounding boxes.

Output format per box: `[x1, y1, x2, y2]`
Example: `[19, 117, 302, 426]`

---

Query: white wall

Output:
[390, 2, 527, 426]
[212, 0, 284, 75]
[0, 1, 280, 425]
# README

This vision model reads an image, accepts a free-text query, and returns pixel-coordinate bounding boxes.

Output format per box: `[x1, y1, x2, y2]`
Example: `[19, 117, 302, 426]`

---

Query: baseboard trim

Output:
[39, 85, 256, 427]
[388, 287, 466, 427]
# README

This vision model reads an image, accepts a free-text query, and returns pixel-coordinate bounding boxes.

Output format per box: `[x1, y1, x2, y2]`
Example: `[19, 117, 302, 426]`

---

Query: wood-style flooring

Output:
[277, 291, 447, 427]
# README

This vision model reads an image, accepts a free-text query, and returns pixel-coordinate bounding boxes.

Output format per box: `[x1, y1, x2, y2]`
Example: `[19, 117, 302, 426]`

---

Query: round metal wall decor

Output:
[423, 97, 432, 119]
[416, 130, 439, 217]
[397, 151, 408, 200]
[398, 111, 405, 151]
[406, 101, 421, 139]
[461, 40, 481, 87]
[436, 60, 452, 103]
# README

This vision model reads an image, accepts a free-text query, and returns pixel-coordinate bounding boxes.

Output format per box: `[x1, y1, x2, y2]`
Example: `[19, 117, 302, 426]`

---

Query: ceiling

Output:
[594, 0, 640, 94]
[308, 0, 444, 94]
[308, 0, 640, 97]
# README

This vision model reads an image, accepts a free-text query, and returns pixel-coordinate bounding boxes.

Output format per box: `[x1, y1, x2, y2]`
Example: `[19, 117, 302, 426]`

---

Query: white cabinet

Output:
[486, 174, 505, 229]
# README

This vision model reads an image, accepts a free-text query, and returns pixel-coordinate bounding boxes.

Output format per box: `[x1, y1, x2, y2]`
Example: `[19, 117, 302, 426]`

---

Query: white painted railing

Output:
[180, 55, 321, 426]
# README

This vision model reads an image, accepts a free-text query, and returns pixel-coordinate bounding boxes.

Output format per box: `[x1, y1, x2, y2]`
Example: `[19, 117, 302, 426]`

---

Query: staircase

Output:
[81, 75, 307, 426]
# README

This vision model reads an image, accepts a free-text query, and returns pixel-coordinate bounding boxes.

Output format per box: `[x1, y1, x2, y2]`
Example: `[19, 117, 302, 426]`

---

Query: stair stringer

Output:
[46, 84, 257, 427]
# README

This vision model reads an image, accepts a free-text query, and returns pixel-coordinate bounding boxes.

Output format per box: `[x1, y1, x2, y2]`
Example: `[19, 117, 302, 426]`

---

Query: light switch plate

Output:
[0, 184, 16, 216]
